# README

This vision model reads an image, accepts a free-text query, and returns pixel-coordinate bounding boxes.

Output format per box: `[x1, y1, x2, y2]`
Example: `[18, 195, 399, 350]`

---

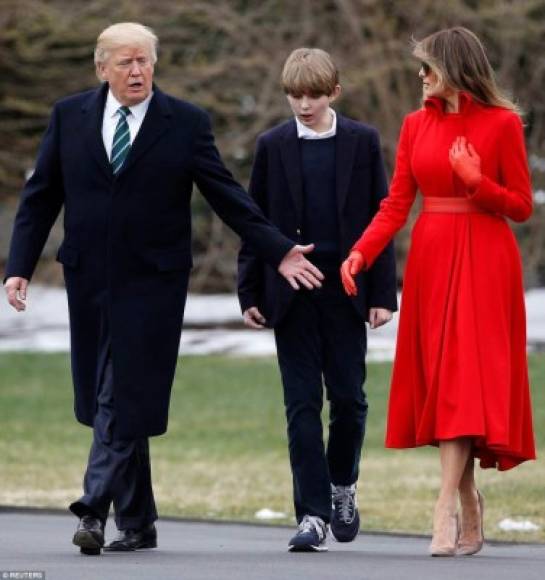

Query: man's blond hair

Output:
[281, 48, 339, 97]
[95, 22, 158, 74]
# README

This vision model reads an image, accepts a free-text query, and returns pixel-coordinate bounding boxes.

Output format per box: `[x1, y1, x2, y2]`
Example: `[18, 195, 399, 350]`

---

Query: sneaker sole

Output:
[330, 529, 359, 543]
[288, 544, 328, 552]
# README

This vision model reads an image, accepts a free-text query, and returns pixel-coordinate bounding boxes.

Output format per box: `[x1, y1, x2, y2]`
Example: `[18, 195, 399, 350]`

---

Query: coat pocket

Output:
[56, 244, 79, 268]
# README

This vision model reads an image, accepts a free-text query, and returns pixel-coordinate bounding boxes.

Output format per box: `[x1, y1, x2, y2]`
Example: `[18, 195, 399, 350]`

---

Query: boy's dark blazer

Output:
[238, 114, 398, 328]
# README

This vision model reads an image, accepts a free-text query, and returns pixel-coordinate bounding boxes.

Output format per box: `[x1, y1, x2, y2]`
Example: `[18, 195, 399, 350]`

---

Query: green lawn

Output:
[0, 352, 543, 541]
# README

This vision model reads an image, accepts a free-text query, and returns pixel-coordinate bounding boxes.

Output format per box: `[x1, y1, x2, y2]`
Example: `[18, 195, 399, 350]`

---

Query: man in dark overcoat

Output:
[3, 22, 323, 555]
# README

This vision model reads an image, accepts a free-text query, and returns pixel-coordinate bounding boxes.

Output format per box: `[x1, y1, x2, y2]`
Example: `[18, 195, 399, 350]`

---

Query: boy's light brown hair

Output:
[281, 48, 339, 98]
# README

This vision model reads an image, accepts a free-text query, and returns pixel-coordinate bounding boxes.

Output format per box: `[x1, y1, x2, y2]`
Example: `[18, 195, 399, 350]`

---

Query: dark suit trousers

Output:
[274, 274, 368, 524]
[69, 355, 158, 530]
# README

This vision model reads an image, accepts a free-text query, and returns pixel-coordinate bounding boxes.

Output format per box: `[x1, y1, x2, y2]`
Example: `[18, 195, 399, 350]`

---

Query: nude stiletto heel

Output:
[429, 511, 459, 557]
[457, 490, 484, 556]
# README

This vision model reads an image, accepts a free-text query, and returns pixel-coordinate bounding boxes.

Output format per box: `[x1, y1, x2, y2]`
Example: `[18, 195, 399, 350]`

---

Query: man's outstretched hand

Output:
[4, 277, 29, 312]
[278, 244, 324, 290]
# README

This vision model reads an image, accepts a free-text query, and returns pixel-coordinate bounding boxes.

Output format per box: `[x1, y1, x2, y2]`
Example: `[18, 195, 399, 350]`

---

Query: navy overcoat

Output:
[5, 83, 293, 438]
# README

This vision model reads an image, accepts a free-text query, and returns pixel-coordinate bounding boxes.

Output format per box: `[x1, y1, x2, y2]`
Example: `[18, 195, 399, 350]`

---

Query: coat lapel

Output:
[81, 83, 112, 181]
[116, 85, 172, 177]
[335, 115, 358, 218]
[280, 120, 304, 222]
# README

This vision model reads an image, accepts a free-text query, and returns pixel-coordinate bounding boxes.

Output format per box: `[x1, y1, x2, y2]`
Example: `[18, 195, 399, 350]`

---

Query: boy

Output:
[237, 48, 397, 552]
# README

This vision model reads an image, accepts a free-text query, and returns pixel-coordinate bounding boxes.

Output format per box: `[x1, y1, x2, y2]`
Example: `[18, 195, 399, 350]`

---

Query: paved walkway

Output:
[1, 510, 544, 580]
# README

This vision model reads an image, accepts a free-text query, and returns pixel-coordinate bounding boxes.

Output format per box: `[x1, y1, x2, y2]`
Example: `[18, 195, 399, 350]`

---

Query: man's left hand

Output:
[368, 308, 393, 329]
[278, 244, 324, 290]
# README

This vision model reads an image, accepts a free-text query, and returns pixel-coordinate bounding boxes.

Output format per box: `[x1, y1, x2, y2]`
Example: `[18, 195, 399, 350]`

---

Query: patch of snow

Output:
[498, 518, 540, 532]
[1, 287, 544, 359]
[255, 508, 287, 520]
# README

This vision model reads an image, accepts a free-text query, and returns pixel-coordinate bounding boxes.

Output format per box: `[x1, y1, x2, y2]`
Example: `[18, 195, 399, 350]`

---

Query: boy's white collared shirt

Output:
[102, 90, 154, 161]
[295, 108, 337, 139]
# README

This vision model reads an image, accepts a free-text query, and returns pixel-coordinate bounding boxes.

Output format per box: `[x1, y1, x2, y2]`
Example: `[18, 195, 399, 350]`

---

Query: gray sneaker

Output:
[288, 515, 328, 552]
[330, 483, 360, 542]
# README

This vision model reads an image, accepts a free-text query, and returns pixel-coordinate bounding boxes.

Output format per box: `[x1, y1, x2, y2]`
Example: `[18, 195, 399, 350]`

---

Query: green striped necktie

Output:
[111, 106, 131, 174]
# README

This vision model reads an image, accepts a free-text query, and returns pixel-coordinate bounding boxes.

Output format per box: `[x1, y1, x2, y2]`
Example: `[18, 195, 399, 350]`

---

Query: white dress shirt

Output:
[295, 108, 337, 140]
[102, 90, 153, 161]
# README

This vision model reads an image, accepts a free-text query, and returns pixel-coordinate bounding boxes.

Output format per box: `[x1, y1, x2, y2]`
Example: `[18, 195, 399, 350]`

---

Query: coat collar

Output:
[81, 82, 111, 180]
[81, 82, 172, 180]
[279, 120, 304, 220]
[117, 84, 172, 177]
[424, 91, 477, 117]
[279, 114, 358, 222]
[335, 115, 358, 217]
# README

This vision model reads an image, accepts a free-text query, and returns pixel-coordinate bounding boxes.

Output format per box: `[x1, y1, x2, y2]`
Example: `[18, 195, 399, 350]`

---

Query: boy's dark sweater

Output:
[300, 136, 340, 270]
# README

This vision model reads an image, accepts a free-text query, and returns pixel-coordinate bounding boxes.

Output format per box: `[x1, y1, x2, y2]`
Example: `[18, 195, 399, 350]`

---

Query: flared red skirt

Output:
[385, 211, 536, 470]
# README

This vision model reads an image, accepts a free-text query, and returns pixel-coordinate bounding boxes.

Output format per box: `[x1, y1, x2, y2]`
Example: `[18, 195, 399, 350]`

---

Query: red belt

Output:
[422, 197, 487, 213]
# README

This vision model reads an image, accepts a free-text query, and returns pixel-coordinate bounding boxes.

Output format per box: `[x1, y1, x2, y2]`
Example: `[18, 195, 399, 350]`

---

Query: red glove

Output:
[449, 136, 481, 189]
[340, 251, 365, 296]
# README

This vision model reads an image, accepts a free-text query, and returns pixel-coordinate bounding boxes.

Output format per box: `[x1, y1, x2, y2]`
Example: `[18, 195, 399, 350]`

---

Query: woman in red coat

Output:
[341, 27, 535, 556]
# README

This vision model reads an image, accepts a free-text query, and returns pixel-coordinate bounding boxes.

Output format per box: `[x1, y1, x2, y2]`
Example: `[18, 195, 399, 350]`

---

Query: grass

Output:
[0, 352, 544, 542]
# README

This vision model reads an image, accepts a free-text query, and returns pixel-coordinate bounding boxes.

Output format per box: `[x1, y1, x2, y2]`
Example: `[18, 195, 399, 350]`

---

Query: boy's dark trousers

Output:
[274, 270, 368, 524]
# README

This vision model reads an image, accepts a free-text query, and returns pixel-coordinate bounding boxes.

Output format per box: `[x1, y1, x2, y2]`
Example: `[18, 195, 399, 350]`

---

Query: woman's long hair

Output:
[413, 27, 521, 114]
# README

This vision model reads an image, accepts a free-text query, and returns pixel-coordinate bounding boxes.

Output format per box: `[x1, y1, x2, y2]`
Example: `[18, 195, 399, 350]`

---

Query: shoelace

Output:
[299, 515, 326, 540]
[332, 485, 356, 524]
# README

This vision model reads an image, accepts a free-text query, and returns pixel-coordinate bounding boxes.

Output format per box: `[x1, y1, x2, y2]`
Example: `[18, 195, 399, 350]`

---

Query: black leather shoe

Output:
[104, 524, 157, 551]
[72, 515, 105, 556]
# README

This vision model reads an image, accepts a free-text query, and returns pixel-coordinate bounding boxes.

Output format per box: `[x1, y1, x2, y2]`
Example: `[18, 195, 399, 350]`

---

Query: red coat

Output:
[353, 92, 536, 470]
